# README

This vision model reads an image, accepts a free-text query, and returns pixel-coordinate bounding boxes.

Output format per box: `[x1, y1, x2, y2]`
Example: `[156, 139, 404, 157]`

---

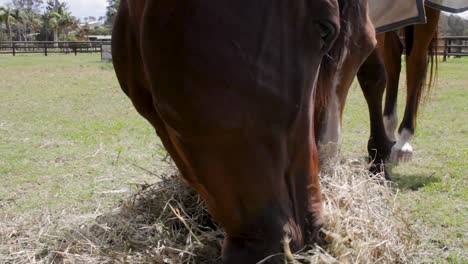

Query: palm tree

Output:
[44, 0, 76, 42]
[58, 13, 78, 40]
[105, 0, 120, 27]
[28, 12, 42, 40]
[47, 11, 60, 42]
[0, 8, 4, 43]
[45, 0, 60, 42]
[11, 8, 28, 41]
[0, 5, 14, 43]
[20, 9, 42, 41]
[56, 2, 78, 41]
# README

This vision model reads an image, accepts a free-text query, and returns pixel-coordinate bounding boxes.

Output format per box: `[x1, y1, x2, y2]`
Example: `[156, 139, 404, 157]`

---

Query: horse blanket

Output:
[370, 0, 468, 33]
[427, 0, 468, 12]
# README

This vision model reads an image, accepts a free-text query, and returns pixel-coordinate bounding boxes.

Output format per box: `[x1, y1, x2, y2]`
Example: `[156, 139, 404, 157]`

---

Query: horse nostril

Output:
[317, 20, 338, 52]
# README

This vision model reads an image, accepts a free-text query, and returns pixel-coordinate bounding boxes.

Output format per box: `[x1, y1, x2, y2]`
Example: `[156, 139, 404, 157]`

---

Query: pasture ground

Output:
[341, 58, 467, 263]
[0, 54, 466, 263]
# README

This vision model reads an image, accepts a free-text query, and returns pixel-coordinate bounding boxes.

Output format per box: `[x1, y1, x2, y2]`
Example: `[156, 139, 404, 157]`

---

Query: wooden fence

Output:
[437, 36, 468, 61]
[1, 37, 467, 62]
[0, 41, 111, 56]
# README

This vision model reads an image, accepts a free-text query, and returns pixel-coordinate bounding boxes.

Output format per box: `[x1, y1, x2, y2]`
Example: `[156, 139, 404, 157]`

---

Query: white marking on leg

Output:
[319, 93, 341, 145]
[319, 80, 342, 162]
[383, 107, 398, 142]
[390, 128, 414, 163]
[318, 47, 348, 163]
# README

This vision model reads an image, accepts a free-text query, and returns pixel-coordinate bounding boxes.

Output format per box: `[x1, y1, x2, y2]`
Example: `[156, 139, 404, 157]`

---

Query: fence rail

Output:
[1, 37, 467, 61]
[436, 36, 468, 61]
[0, 41, 111, 56]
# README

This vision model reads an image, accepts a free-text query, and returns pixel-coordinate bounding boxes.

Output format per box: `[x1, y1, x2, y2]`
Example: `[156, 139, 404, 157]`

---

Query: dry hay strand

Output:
[48, 158, 417, 263]
[294, 157, 416, 263]
[51, 172, 223, 264]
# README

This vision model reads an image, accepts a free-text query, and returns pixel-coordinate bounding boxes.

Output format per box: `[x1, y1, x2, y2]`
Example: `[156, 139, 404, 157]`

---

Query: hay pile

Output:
[297, 158, 415, 263]
[51, 172, 224, 264]
[38, 158, 416, 263]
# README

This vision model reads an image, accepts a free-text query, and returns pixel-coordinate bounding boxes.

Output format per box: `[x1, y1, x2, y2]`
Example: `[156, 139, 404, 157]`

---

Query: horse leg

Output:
[382, 31, 403, 142]
[391, 8, 440, 163]
[357, 37, 394, 179]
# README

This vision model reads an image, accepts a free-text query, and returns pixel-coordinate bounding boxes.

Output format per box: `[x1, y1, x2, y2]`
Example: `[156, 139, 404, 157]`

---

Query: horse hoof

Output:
[390, 142, 413, 163]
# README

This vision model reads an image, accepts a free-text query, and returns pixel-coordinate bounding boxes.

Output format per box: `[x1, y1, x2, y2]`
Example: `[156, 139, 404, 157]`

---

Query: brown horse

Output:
[112, 0, 376, 263]
[317, 6, 441, 178]
[382, 7, 440, 162]
[358, 6, 440, 176]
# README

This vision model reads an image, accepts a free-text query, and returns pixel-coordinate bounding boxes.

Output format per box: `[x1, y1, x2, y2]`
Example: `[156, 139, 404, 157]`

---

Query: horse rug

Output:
[369, 0, 468, 33]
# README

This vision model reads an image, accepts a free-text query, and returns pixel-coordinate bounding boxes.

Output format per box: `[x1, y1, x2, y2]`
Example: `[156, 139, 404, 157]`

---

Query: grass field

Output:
[341, 58, 467, 263]
[0, 54, 466, 263]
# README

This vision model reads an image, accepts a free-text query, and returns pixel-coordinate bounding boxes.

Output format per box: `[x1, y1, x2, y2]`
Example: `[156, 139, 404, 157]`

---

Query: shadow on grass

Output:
[357, 158, 441, 191]
[340, 156, 442, 191]
[388, 169, 441, 191]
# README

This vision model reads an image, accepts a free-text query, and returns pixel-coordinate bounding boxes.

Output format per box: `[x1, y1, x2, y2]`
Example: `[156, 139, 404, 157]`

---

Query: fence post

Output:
[456, 39, 461, 58]
[44, 43, 48, 56]
[448, 39, 452, 57]
[12, 43, 16, 56]
[443, 38, 447, 62]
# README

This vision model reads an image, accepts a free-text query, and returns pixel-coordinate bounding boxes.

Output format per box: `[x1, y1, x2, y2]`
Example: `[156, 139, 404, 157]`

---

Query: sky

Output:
[444, 10, 468, 18]
[0, 0, 467, 21]
[0, 0, 108, 20]
[64, 0, 108, 20]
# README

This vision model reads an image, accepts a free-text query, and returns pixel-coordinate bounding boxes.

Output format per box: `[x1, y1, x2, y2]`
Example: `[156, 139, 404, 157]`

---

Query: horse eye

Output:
[317, 20, 338, 52]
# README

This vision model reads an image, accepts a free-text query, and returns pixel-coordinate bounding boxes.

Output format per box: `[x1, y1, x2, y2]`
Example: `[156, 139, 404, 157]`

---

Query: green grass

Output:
[0, 54, 164, 216]
[341, 57, 468, 262]
[0, 54, 466, 262]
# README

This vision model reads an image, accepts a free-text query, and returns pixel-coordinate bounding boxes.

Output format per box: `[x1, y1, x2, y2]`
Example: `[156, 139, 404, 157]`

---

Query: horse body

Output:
[383, 7, 440, 162]
[112, 0, 375, 262]
[359, 6, 440, 174]
[317, 5, 440, 178]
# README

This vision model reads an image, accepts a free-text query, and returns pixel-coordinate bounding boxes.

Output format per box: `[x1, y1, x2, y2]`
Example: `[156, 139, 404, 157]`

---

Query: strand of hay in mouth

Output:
[48, 158, 417, 263]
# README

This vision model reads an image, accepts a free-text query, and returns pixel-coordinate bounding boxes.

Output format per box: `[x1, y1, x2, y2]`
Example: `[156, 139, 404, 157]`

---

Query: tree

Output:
[11, 8, 26, 41]
[105, 0, 120, 27]
[57, 11, 78, 40]
[42, 0, 77, 42]
[27, 9, 42, 37]
[46, 12, 60, 42]
[0, 10, 3, 42]
[45, 0, 59, 41]
[447, 15, 465, 36]
[11, 8, 41, 41]
[11, 0, 43, 13]
[0, 5, 14, 42]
